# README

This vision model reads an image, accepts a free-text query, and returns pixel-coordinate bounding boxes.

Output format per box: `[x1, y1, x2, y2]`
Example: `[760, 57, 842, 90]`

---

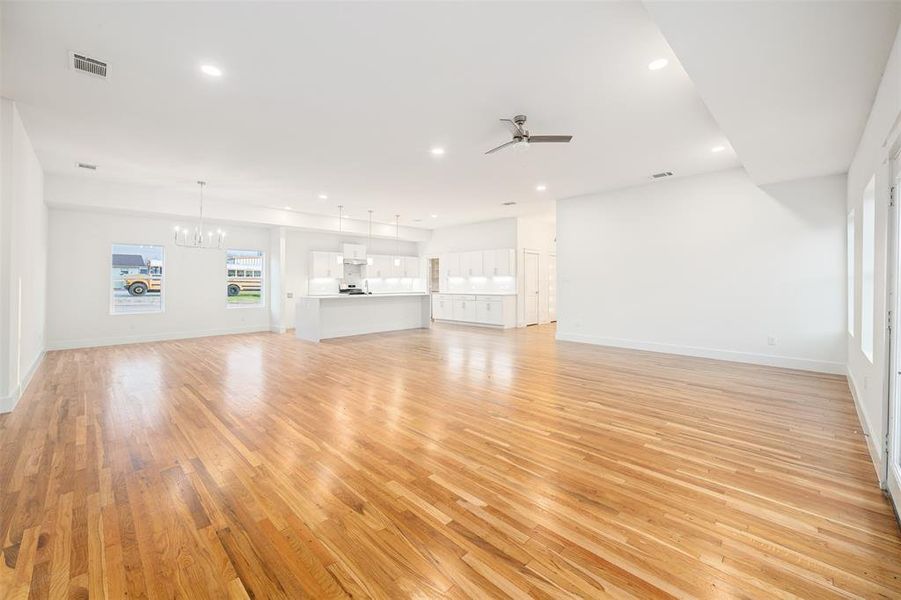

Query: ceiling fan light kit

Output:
[485, 114, 573, 154]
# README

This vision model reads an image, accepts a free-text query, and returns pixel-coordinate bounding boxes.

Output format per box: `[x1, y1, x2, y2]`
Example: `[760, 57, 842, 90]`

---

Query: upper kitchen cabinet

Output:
[402, 256, 420, 278]
[491, 249, 515, 276]
[443, 253, 462, 277]
[367, 254, 393, 278]
[461, 251, 484, 277]
[343, 243, 367, 261]
[364, 255, 421, 279]
[311, 251, 344, 279]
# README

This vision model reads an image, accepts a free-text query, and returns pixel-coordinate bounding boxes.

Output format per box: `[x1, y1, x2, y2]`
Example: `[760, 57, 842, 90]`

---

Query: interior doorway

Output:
[524, 250, 540, 326]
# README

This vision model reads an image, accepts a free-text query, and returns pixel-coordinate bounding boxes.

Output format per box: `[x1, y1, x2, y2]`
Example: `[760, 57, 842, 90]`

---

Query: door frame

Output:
[548, 252, 557, 323]
[523, 249, 540, 326]
[887, 150, 901, 518]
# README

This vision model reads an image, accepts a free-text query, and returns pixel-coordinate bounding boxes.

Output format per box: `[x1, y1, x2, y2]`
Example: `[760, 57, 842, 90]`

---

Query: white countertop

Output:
[433, 291, 516, 296]
[300, 292, 430, 300]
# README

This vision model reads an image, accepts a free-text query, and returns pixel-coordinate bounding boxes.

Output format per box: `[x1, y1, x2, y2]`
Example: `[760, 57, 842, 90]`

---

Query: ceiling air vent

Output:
[502, 201, 517, 206]
[651, 171, 674, 179]
[70, 52, 109, 79]
[76, 162, 97, 170]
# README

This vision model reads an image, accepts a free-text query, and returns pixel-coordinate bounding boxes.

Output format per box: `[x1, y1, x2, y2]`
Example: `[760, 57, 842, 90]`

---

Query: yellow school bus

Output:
[226, 267, 262, 296]
[123, 260, 162, 296]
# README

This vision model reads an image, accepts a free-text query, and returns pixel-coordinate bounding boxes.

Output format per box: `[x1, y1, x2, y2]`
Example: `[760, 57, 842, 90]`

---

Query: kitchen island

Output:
[295, 293, 431, 342]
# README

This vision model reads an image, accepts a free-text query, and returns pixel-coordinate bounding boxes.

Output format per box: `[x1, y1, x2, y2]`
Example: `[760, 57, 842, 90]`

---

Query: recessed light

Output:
[502, 201, 517, 206]
[711, 145, 726, 153]
[430, 147, 445, 156]
[648, 58, 669, 71]
[535, 184, 547, 192]
[200, 64, 223, 77]
[284, 206, 292, 210]
[430, 214, 438, 219]
[318, 193, 328, 200]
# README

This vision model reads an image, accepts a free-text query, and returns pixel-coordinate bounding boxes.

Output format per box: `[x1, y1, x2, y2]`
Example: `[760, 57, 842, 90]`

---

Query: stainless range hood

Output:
[342, 243, 367, 265]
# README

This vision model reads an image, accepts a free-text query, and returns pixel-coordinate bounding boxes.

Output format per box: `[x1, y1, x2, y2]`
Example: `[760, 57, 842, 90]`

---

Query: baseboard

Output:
[846, 370, 886, 487]
[0, 349, 45, 414]
[45, 325, 272, 351]
[554, 331, 846, 375]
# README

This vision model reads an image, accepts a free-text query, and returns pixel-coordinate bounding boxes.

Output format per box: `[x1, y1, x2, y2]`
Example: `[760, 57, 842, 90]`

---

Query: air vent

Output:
[502, 201, 517, 206]
[70, 52, 109, 79]
[651, 171, 674, 179]
[76, 162, 97, 170]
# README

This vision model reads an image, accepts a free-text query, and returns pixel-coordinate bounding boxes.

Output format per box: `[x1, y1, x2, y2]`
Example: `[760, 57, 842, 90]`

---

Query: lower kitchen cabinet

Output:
[431, 294, 515, 328]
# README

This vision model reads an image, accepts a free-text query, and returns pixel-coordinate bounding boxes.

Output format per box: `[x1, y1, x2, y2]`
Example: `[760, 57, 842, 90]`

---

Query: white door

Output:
[524, 251, 540, 326]
[548, 254, 557, 322]
[888, 152, 901, 516]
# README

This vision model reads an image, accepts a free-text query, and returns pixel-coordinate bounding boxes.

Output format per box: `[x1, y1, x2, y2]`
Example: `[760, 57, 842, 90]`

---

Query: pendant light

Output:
[174, 181, 224, 249]
[393, 214, 401, 267]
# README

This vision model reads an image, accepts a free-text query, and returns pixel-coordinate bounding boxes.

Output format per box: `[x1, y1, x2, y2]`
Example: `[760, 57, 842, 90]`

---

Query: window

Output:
[861, 176, 876, 361]
[111, 244, 163, 314]
[226, 249, 264, 306]
[848, 209, 855, 336]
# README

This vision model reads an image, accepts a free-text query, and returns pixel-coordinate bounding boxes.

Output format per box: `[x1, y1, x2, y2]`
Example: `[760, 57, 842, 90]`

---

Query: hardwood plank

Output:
[0, 324, 898, 598]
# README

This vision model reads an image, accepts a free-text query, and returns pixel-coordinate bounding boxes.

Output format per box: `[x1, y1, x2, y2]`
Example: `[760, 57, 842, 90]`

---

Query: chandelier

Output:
[174, 181, 225, 249]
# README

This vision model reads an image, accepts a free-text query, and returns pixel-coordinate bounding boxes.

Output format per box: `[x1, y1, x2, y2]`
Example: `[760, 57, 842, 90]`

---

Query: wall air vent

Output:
[76, 162, 97, 170]
[70, 52, 109, 79]
[651, 171, 674, 179]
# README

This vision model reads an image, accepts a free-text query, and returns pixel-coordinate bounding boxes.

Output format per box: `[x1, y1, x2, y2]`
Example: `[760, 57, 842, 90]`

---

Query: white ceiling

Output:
[646, 1, 901, 185]
[2, 1, 739, 228]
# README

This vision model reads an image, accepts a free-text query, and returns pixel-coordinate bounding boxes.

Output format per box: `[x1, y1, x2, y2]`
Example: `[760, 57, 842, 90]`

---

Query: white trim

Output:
[555, 331, 846, 374]
[45, 325, 271, 351]
[0, 350, 45, 414]
[847, 369, 886, 486]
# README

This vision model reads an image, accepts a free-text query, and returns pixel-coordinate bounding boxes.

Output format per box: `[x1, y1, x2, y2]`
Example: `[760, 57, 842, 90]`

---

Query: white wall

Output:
[422, 218, 518, 256]
[45, 173, 431, 243]
[516, 214, 556, 327]
[284, 230, 419, 329]
[846, 24, 901, 481]
[46, 209, 272, 349]
[0, 98, 47, 412]
[557, 168, 847, 374]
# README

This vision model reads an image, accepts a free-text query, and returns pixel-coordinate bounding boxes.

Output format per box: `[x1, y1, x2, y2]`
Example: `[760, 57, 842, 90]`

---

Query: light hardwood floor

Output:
[1, 324, 900, 598]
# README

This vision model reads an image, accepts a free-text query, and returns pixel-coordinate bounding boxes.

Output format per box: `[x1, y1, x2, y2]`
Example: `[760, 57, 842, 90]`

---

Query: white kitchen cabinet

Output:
[342, 243, 367, 261]
[403, 256, 420, 278]
[493, 249, 515, 276]
[432, 294, 453, 320]
[434, 293, 516, 328]
[367, 255, 393, 278]
[482, 251, 496, 277]
[444, 253, 462, 277]
[475, 298, 503, 325]
[461, 251, 484, 277]
[311, 251, 344, 279]
[453, 296, 477, 322]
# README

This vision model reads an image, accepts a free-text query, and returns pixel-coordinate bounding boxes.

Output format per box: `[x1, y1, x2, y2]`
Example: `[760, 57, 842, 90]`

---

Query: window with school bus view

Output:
[227, 249, 264, 306]
[111, 244, 163, 314]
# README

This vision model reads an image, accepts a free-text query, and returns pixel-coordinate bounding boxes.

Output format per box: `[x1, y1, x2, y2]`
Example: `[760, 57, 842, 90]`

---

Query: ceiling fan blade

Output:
[527, 135, 573, 144]
[500, 118, 525, 136]
[485, 139, 520, 154]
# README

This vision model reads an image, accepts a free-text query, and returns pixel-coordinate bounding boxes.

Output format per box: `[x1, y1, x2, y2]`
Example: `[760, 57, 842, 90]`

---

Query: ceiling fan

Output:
[485, 114, 573, 154]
